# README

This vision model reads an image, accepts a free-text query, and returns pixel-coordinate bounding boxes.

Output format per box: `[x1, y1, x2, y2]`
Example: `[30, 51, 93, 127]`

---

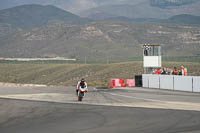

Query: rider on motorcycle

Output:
[76, 78, 88, 95]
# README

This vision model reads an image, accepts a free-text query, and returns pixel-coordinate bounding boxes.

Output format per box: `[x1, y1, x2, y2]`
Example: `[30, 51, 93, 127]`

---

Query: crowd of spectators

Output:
[153, 65, 187, 76]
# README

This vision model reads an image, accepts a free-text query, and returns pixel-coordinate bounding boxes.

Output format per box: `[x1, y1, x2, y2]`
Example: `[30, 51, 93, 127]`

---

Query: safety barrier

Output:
[142, 74, 200, 93]
[142, 74, 150, 88]
[174, 76, 193, 92]
[149, 75, 160, 89]
[126, 79, 135, 87]
[193, 77, 200, 92]
[110, 79, 126, 88]
[110, 79, 135, 88]
[110, 79, 119, 88]
[160, 75, 174, 90]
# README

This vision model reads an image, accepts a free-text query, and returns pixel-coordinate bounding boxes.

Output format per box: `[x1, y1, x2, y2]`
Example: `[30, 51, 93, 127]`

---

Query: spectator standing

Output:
[161, 68, 167, 75]
[166, 68, 172, 75]
[172, 67, 179, 75]
[181, 65, 185, 76]
[153, 68, 161, 74]
[184, 67, 188, 76]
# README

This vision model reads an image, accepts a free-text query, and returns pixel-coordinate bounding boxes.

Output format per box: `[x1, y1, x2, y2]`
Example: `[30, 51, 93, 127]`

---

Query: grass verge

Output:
[0, 61, 199, 87]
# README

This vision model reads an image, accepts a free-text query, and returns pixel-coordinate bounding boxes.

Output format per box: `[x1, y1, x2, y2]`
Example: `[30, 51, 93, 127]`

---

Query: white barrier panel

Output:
[193, 76, 200, 92]
[160, 75, 174, 90]
[142, 74, 200, 93]
[142, 74, 149, 88]
[174, 76, 193, 92]
[149, 75, 160, 89]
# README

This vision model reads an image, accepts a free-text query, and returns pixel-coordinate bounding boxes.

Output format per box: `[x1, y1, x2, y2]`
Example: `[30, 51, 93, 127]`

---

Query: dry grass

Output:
[0, 61, 199, 87]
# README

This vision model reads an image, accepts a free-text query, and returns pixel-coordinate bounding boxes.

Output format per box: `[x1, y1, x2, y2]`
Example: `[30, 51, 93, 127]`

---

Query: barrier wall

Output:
[174, 76, 193, 92]
[110, 79, 126, 88]
[149, 75, 160, 89]
[193, 76, 200, 92]
[142, 74, 200, 93]
[142, 74, 149, 88]
[160, 75, 174, 90]
[126, 79, 135, 87]
[115, 79, 121, 87]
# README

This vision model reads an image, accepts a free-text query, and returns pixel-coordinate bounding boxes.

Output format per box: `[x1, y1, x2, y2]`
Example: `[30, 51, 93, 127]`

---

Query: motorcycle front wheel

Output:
[78, 96, 83, 101]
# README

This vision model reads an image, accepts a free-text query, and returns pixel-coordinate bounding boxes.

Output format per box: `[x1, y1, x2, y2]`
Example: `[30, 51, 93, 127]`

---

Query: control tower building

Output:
[143, 44, 162, 74]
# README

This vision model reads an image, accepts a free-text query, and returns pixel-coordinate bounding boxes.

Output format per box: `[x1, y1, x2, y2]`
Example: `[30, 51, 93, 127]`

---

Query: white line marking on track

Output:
[104, 92, 200, 107]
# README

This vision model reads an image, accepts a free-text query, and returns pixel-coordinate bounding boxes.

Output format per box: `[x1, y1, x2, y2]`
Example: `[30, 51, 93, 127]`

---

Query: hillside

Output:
[0, 62, 199, 86]
[0, 21, 200, 61]
[0, 4, 89, 29]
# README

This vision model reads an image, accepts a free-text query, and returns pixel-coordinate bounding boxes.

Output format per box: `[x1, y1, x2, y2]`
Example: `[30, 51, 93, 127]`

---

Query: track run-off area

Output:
[0, 85, 200, 133]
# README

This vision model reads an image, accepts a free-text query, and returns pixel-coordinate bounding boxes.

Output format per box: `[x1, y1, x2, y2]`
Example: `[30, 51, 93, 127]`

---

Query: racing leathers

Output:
[76, 80, 88, 95]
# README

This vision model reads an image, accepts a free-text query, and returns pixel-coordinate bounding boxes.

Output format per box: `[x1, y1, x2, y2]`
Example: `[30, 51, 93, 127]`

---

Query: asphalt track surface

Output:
[0, 85, 200, 133]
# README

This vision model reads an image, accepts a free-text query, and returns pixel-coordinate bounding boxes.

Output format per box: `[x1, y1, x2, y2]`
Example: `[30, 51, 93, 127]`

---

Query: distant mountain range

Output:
[0, 0, 139, 14]
[0, 4, 200, 30]
[0, 4, 200, 61]
[0, 4, 89, 29]
[81, 0, 200, 20]
[150, 0, 200, 8]
[102, 14, 200, 25]
[166, 14, 200, 24]
[1, 0, 200, 19]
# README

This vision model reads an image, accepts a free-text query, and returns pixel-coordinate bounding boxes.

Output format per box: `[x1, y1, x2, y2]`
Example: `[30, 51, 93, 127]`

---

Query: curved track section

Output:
[0, 86, 200, 133]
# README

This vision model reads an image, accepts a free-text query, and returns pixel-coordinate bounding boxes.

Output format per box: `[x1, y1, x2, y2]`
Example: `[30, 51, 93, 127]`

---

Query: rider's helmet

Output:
[81, 78, 85, 82]
[80, 78, 85, 88]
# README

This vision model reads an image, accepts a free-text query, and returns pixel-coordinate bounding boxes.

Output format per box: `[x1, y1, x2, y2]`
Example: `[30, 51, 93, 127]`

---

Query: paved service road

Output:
[0, 85, 200, 133]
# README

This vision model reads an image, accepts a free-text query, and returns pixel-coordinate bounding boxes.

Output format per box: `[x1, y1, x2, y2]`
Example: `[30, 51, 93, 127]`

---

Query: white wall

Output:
[174, 76, 193, 92]
[149, 75, 160, 89]
[142, 74, 149, 88]
[160, 75, 174, 90]
[142, 74, 200, 93]
[193, 76, 200, 92]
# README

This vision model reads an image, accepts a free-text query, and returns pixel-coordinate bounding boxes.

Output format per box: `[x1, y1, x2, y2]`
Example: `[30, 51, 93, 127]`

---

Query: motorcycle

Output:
[77, 87, 87, 101]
